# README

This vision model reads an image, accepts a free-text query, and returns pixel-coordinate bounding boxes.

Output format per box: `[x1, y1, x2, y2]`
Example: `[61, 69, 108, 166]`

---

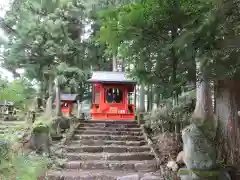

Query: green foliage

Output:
[32, 115, 52, 134]
[0, 152, 50, 180]
[0, 77, 36, 108]
[32, 121, 50, 134]
[96, 0, 190, 93]
[95, 0, 240, 97]
[145, 90, 195, 133]
[0, 128, 50, 180]
[3, 0, 94, 98]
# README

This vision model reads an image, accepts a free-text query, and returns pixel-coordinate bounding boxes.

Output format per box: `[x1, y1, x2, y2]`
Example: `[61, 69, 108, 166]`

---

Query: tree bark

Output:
[112, 55, 117, 72]
[48, 75, 53, 97]
[147, 85, 153, 111]
[55, 77, 62, 117]
[215, 79, 240, 165]
[45, 96, 52, 116]
[45, 74, 54, 116]
[139, 85, 145, 112]
[192, 79, 213, 121]
[192, 56, 216, 140]
[155, 93, 161, 107]
[192, 77, 217, 138]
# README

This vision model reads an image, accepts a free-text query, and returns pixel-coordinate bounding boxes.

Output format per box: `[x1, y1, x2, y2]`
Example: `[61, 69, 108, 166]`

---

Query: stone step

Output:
[79, 123, 139, 128]
[0, 124, 22, 128]
[73, 134, 145, 141]
[77, 127, 142, 132]
[62, 160, 158, 171]
[75, 130, 143, 136]
[83, 120, 138, 125]
[0, 124, 24, 130]
[46, 169, 144, 180]
[64, 145, 151, 153]
[56, 152, 155, 161]
[70, 140, 147, 146]
[0, 121, 25, 125]
[0, 130, 12, 134]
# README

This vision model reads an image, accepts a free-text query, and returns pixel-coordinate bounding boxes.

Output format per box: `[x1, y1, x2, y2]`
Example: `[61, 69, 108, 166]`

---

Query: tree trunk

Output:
[147, 85, 153, 111]
[155, 93, 161, 107]
[215, 79, 240, 165]
[45, 74, 54, 116]
[186, 47, 197, 89]
[48, 75, 53, 97]
[45, 97, 52, 116]
[147, 86, 150, 111]
[139, 85, 145, 112]
[77, 100, 83, 119]
[112, 55, 117, 72]
[55, 77, 62, 117]
[193, 79, 213, 120]
[192, 78, 216, 134]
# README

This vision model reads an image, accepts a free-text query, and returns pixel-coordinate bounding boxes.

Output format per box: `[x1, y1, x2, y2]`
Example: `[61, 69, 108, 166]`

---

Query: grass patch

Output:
[0, 116, 52, 180]
[0, 154, 51, 180]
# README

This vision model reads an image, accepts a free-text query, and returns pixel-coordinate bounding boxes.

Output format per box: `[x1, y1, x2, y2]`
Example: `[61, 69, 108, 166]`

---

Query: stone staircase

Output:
[47, 120, 159, 180]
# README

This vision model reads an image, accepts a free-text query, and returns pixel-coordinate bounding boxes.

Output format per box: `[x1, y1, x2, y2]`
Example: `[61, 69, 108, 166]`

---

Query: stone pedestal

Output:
[182, 124, 217, 170]
[178, 168, 231, 180]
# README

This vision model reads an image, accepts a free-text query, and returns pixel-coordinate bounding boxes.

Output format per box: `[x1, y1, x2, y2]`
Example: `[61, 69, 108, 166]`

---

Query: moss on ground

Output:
[0, 154, 50, 180]
[0, 115, 53, 180]
[0, 134, 51, 180]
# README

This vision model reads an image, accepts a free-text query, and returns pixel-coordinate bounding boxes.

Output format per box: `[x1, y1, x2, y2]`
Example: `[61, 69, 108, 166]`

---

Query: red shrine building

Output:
[60, 93, 80, 116]
[87, 71, 136, 121]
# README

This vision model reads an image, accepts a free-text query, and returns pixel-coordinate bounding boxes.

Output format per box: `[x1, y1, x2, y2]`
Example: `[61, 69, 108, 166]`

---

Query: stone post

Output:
[137, 113, 144, 125]
[177, 123, 231, 180]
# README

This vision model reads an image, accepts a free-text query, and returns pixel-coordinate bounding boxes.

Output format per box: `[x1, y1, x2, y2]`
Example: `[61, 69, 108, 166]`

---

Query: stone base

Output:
[178, 168, 231, 180]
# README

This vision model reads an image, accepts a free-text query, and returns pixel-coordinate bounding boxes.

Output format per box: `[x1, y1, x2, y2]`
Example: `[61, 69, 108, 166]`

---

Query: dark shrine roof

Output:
[87, 71, 136, 84]
[60, 94, 79, 102]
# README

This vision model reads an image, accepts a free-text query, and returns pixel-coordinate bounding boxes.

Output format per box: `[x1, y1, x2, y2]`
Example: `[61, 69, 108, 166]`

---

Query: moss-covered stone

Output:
[32, 123, 50, 134]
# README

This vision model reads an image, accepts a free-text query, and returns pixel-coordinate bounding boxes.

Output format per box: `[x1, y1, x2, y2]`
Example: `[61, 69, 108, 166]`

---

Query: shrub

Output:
[0, 135, 50, 180]
[144, 90, 195, 134]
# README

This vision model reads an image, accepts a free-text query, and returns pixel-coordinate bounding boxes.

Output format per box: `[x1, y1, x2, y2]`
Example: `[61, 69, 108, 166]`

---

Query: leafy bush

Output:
[0, 154, 50, 180]
[144, 90, 195, 134]
[0, 135, 50, 180]
[32, 115, 53, 134]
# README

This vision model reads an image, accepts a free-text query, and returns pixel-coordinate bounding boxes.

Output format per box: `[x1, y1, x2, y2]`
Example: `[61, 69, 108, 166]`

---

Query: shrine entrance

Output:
[87, 71, 136, 120]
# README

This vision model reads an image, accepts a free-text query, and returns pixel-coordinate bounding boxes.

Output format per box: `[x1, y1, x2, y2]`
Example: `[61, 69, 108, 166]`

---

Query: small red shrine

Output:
[60, 93, 79, 116]
[87, 71, 136, 121]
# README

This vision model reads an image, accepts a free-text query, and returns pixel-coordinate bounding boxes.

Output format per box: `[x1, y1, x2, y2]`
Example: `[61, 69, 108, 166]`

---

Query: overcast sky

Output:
[0, 1, 15, 81]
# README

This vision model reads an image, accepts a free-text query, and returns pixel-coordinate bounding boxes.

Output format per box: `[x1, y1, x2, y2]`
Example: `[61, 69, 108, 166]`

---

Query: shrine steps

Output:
[77, 127, 142, 132]
[47, 169, 145, 180]
[47, 120, 158, 180]
[63, 145, 151, 153]
[71, 139, 147, 146]
[72, 134, 145, 141]
[75, 129, 143, 136]
[78, 122, 139, 128]
[56, 152, 155, 161]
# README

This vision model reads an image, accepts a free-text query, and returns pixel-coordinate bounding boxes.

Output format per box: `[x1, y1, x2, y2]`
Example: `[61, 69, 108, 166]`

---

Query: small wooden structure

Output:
[87, 71, 136, 120]
[0, 101, 14, 115]
[60, 94, 80, 116]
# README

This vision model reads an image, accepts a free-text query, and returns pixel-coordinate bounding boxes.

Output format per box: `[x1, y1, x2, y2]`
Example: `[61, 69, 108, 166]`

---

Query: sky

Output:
[0, 0, 15, 81]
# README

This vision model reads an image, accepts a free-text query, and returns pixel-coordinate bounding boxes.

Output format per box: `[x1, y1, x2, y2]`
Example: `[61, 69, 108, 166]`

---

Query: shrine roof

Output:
[60, 94, 79, 102]
[87, 71, 136, 84]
